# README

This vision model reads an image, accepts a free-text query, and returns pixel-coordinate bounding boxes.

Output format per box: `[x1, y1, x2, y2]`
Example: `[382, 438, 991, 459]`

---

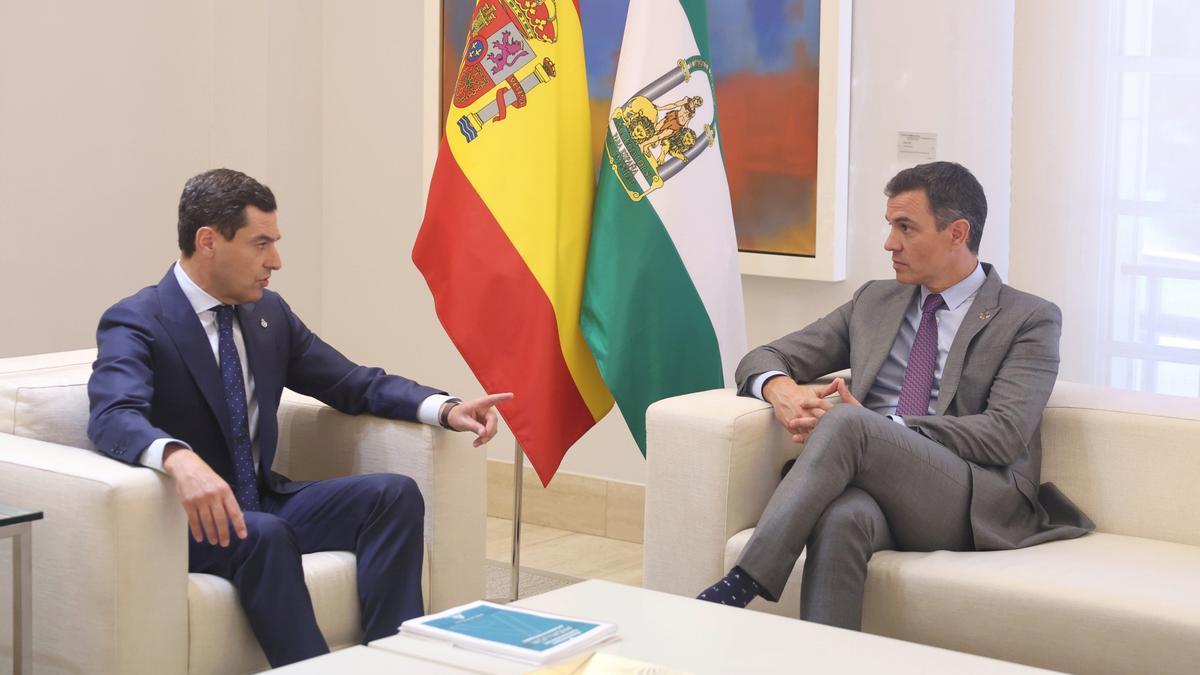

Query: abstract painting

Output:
[441, 0, 849, 279]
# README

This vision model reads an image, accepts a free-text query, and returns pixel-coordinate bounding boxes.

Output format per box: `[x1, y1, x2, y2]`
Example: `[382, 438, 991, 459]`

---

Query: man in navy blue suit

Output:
[87, 168, 511, 667]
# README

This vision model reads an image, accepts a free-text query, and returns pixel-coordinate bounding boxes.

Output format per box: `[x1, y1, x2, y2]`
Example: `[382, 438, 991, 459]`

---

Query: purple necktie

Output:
[896, 293, 946, 417]
[214, 305, 260, 511]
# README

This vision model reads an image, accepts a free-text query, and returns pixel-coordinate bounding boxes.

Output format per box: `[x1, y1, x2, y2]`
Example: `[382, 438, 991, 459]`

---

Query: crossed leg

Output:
[701, 405, 973, 629]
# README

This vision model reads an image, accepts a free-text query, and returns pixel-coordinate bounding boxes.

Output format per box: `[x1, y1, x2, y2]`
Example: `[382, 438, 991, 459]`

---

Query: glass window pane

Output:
[1122, 0, 1151, 56]
[1147, 0, 1200, 59]
[1158, 335, 1200, 349]
[1160, 278, 1200, 319]
[1102, 0, 1200, 396]
[1133, 215, 1200, 260]
[1154, 361, 1200, 397]
[1116, 118, 1144, 201]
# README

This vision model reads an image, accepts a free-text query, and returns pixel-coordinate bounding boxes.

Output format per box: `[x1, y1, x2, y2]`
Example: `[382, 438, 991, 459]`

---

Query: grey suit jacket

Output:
[737, 263, 1093, 550]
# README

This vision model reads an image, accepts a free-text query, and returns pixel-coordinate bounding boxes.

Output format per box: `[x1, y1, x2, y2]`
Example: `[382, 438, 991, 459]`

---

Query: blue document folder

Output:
[425, 603, 601, 651]
[401, 600, 618, 664]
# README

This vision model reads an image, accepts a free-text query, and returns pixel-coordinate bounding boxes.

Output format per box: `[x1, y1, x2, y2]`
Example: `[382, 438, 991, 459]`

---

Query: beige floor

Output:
[486, 517, 643, 587]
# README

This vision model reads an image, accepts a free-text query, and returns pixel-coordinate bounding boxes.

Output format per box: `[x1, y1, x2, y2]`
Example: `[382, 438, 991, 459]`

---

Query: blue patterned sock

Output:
[696, 566, 762, 608]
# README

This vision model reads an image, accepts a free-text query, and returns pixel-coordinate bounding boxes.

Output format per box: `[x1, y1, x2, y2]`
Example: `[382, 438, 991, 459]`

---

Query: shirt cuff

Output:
[140, 438, 192, 473]
[417, 393, 458, 427]
[886, 414, 906, 426]
[751, 371, 789, 401]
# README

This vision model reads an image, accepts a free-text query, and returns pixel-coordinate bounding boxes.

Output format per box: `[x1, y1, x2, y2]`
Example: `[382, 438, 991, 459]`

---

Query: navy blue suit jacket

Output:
[87, 265, 444, 494]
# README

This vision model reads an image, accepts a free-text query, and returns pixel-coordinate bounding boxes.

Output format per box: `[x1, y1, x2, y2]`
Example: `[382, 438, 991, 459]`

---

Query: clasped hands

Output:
[762, 375, 861, 444]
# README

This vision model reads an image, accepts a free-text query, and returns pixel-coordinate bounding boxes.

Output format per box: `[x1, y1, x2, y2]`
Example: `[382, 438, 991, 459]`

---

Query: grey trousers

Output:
[736, 404, 974, 630]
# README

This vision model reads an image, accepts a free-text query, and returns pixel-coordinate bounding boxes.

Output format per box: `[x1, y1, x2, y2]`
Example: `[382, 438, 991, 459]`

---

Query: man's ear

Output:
[194, 226, 216, 257]
[949, 218, 971, 248]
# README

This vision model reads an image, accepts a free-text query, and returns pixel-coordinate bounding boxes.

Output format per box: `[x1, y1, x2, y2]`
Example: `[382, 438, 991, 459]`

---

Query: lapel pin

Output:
[978, 310, 993, 321]
[260, 318, 269, 329]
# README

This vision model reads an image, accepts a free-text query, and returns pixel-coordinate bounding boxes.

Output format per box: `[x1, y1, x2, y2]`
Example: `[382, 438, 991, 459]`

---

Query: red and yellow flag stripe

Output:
[414, 0, 612, 485]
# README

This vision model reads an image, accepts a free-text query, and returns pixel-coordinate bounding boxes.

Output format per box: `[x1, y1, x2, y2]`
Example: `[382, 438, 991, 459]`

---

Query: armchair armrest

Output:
[274, 391, 485, 611]
[643, 389, 794, 596]
[0, 433, 188, 675]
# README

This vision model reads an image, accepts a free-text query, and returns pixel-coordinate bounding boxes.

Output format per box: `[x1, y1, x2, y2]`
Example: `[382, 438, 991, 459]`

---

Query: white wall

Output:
[1010, 0, 1113, 384]
[316, 1, 487, 457]
[0, 0, 324, 356]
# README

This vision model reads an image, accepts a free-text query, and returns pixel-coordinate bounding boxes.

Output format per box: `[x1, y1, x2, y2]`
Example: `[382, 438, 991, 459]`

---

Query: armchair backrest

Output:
[0, 348, 96, 449]
[1041, 381, 1200, 546]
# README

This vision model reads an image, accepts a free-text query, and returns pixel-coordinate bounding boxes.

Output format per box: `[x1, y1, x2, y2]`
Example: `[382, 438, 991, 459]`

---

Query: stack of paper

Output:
[400, 601, 618, 665]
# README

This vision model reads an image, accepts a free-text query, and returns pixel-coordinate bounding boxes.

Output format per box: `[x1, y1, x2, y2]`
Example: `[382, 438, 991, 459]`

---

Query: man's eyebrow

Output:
[251, 233, 281, 243]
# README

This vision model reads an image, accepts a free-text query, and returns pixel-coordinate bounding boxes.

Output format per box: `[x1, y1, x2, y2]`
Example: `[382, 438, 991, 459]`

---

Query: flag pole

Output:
[510, 441, 524, 601]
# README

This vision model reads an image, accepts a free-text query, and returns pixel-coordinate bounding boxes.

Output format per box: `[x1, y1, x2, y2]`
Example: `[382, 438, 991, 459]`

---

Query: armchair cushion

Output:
[187, 551, 362, 674]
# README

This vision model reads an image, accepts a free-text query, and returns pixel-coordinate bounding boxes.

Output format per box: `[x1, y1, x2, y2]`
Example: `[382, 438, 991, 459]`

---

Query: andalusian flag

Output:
[581, 0, 746, 452]
[414, 0, 612, 485]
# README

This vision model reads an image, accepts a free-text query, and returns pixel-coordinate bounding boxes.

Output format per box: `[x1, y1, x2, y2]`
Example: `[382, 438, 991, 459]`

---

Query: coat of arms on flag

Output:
[452, 0, 561, 143]
[605, 56, 719, 201]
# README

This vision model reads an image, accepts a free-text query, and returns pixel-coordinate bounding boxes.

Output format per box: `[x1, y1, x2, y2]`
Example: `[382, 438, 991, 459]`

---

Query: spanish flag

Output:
[414, 0, 612, 486]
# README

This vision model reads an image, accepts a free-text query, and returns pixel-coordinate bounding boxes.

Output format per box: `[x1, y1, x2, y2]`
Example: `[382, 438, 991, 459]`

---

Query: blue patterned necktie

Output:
[896, 293, 947, 417]
[213, 305, 260, 511]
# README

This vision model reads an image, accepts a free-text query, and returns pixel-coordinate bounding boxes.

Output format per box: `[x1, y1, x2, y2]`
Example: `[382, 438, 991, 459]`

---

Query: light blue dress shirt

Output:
[752, 262, 987, 424]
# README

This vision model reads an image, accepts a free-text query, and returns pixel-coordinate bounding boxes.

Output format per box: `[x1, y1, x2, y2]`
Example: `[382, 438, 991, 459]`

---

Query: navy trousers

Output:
[187, 473, 425, 667]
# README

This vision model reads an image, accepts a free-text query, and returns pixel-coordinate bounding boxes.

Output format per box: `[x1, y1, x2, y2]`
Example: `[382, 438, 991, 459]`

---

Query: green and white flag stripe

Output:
[582, 0, 746, 453]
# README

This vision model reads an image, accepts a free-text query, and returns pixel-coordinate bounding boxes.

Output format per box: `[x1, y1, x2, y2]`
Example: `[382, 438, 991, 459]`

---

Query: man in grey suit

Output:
[697, 162, 1093, 629]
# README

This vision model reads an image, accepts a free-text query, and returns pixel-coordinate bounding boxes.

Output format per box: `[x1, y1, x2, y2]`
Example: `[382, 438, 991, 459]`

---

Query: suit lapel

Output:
[237, 303, 279, 472]
[155, 266, 234, 445]
[936, 264, 1003, 414]
[852, 284, 918, 402]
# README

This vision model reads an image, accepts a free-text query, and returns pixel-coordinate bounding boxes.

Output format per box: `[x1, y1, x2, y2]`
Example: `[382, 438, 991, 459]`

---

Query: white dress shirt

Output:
[751, 262, 987, 425]
[138, 262, 454, 472]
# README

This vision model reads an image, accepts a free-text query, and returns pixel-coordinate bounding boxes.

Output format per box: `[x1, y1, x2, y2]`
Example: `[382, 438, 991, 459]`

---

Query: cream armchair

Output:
[0, 349, 485, 674]
[644, 382, 1200, 675]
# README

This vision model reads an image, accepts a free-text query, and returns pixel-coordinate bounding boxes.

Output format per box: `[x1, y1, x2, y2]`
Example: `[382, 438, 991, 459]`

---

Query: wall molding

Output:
[486, 460, 645, 544]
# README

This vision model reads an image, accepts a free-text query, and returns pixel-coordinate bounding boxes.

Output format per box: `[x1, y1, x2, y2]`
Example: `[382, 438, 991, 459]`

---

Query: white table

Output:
[369, 580, 1055, 674]
[266, 645, 475, 674]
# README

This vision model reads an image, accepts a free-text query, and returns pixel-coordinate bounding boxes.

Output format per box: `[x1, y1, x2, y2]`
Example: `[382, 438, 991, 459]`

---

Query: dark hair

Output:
[177, 169, 276, 256]
[885, 161, 987, 254]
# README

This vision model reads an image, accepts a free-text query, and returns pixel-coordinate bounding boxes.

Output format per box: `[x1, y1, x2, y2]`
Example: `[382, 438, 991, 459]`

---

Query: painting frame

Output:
[437, 0, 852, 281]
[736, 0, 851, 281]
